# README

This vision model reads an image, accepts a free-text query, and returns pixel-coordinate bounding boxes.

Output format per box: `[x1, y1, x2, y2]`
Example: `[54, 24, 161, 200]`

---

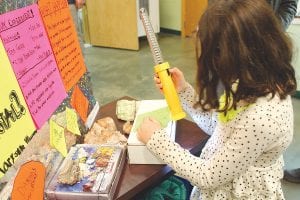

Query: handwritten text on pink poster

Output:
[0, 4, 67, 128]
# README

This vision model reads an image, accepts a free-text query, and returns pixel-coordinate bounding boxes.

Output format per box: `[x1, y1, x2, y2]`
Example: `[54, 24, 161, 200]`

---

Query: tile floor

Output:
[84, 33, 300, 200]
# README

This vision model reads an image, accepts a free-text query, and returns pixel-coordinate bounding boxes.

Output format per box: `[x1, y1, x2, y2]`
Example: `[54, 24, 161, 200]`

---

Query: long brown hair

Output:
[196, 0, 296, 112]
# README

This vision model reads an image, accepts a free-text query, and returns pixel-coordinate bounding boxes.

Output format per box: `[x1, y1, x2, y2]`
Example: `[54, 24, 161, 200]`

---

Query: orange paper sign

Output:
[11, 161, 46, 200]
[71, 85, 89, 122]
[38, 0, 86, 91]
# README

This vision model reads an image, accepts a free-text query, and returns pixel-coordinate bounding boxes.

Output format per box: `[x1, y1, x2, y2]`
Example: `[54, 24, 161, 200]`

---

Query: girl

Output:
[137, 0, 297, 199]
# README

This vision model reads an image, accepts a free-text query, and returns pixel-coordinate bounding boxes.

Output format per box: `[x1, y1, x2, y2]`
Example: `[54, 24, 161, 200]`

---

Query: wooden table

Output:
[97, 97, 209, 200]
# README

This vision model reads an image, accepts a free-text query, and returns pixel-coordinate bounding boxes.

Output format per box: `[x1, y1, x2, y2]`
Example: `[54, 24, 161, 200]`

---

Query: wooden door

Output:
[181, 0, 208, 37]
[86, 0, 139, 50]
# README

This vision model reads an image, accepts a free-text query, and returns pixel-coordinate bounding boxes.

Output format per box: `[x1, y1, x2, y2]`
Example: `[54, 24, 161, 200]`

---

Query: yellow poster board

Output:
[0, 40, 36, 179]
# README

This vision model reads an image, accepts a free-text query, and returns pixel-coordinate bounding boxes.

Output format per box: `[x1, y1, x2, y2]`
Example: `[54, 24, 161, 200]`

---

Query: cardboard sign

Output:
[0, 4, 67, 128]
[11, 161, 46, 200]
[66, 107, 81, 136]
[0, 40, 36, 179]
[50, 120, 67, 157]
[132, 106, 171, 132]
[38, 0, 86, 91]
[70, 85, 89, 123]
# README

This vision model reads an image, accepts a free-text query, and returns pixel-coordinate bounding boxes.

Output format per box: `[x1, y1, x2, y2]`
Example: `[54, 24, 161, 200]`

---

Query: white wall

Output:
[159, 0, 181, 31]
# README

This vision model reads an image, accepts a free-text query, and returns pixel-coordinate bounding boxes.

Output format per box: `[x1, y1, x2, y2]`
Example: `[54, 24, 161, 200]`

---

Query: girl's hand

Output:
[75, 0, 85, 9]
[137, 117, 161, 144]
[154, 67, 187, 93]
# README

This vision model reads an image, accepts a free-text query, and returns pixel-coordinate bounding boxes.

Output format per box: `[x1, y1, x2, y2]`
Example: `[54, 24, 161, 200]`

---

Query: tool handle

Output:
[155, 62, 186, 120]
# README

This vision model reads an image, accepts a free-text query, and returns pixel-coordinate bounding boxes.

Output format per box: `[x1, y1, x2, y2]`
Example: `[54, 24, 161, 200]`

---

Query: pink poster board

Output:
[0, 4, 67, 128]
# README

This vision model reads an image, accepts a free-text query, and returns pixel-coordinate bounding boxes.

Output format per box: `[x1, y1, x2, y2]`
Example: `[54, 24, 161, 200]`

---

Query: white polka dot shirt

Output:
[146, 83, 293, 200]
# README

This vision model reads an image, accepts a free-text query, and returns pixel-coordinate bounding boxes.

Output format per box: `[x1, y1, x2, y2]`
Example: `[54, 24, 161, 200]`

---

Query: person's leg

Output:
[284, 168, 300, 183]
[69, 4, 84, 52]
[285, 94, 300, 183]
[293, 91, 300, 99]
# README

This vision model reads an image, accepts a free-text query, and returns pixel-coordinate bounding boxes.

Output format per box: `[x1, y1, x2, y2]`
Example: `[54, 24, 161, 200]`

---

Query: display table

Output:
[97, 96, 209, 200]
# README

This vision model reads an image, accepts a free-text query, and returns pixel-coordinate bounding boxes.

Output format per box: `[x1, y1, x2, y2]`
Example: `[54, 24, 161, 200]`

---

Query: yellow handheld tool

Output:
[139, 8, 186, 120]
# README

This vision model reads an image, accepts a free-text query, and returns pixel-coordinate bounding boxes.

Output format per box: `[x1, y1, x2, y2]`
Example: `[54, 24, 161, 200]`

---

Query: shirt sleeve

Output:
[178, 83, 217, 135]
[277, 0, 298, 29]
[146, 113, 281, 189]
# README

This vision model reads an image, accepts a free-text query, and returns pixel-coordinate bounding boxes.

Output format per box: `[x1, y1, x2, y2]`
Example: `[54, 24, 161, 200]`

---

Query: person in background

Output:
[137, 0, 297, 199]
[267, 0, 300, 184]
[68, 0, 85, 51]
[284, 168, 300, 183]
[267, 0, 299, 30]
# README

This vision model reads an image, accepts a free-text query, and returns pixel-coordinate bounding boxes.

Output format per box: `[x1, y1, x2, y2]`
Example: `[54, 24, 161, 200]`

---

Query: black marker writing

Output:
[0, 90, 26, 134]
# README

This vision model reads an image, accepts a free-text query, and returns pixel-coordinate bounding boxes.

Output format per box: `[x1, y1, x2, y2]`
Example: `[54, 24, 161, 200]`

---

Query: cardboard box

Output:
[127, 100, 176, 164]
